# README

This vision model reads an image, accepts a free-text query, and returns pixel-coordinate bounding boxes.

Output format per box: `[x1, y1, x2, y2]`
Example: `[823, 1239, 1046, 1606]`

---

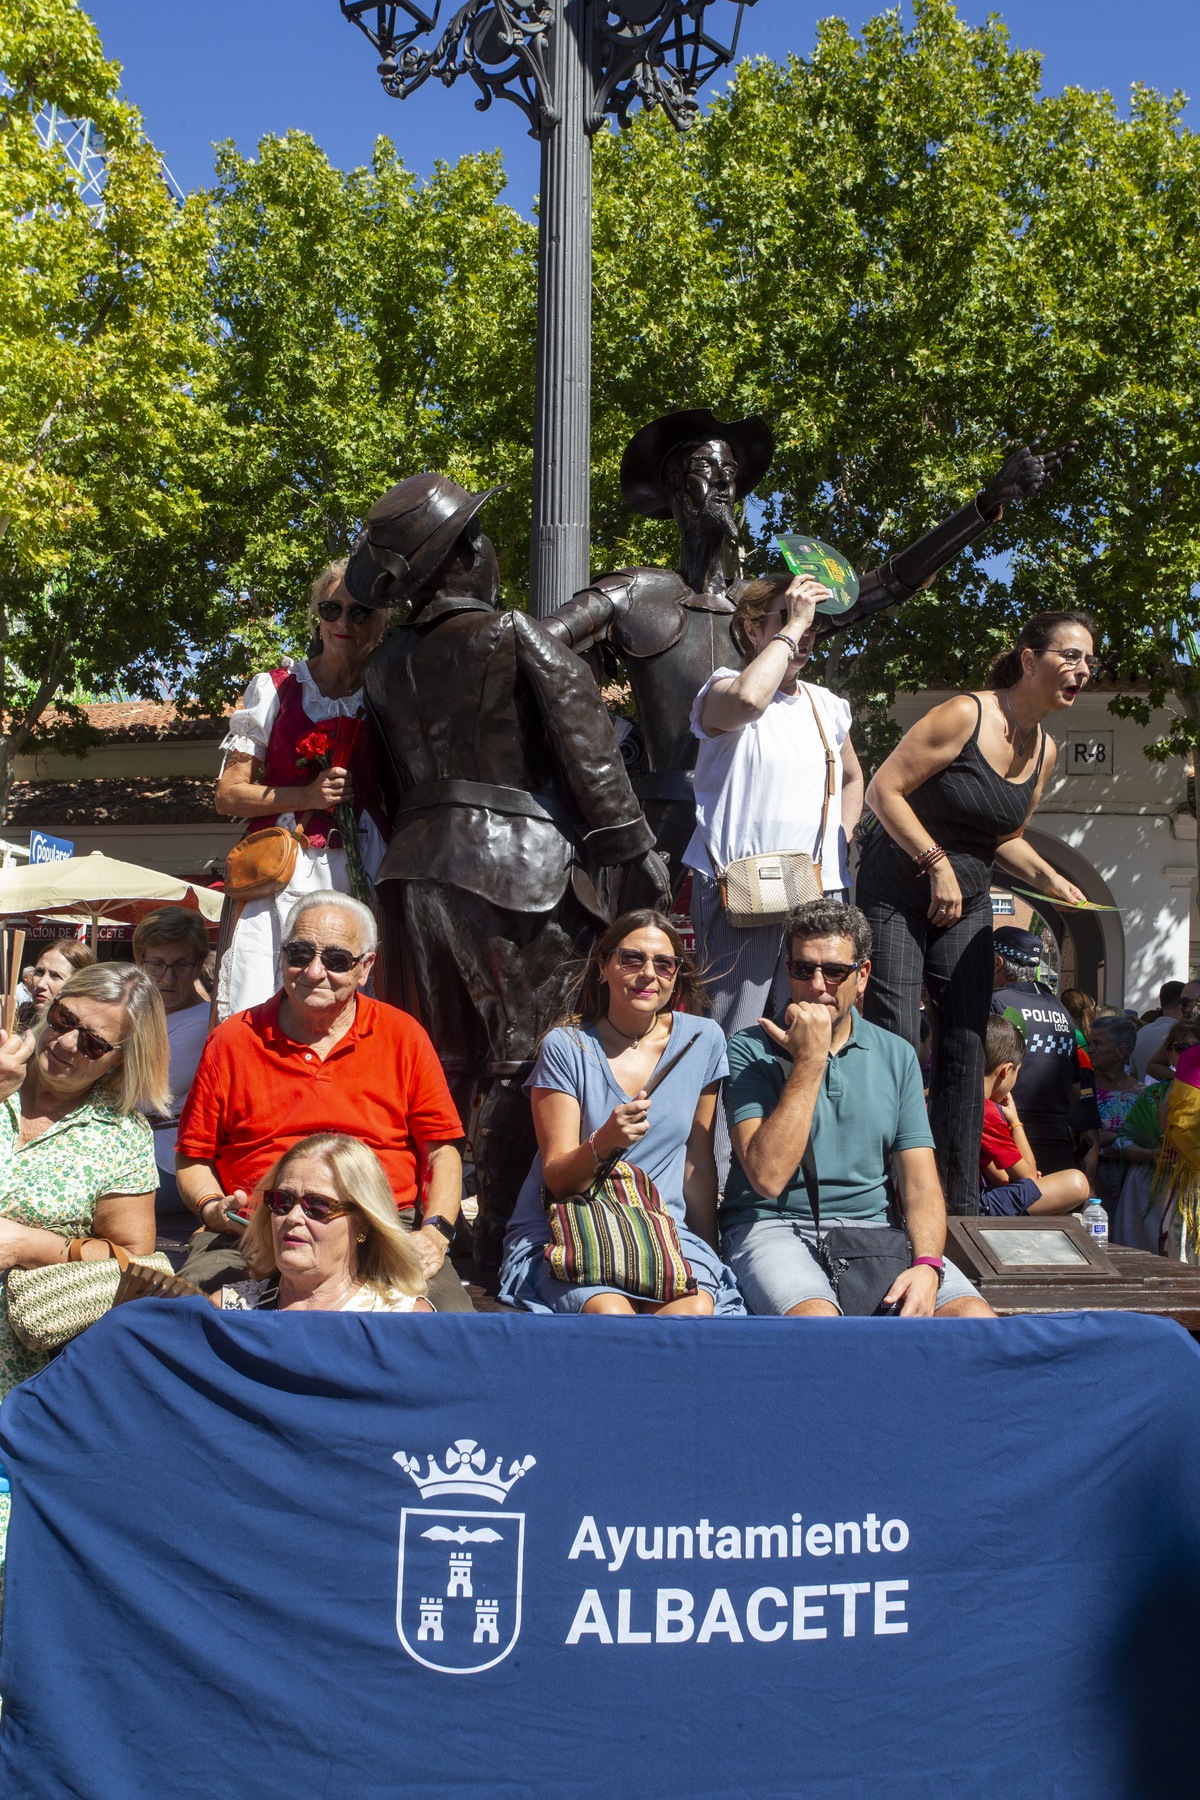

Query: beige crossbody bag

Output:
[707, 685, 837, 930]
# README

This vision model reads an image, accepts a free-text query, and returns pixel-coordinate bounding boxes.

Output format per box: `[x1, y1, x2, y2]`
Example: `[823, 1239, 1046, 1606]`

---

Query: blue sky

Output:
[85, 0, 1196, 208]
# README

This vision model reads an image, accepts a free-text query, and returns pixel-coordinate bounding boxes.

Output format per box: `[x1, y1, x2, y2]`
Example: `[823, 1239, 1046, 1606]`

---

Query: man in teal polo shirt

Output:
[722, 898, 993, 1317]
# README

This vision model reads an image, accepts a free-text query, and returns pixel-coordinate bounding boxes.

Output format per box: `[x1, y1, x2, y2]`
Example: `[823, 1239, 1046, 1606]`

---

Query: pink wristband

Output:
[912, 1256, 944, 1272]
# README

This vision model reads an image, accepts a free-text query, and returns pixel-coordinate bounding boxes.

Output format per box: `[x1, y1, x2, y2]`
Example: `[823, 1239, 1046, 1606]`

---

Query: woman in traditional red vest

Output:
[213, 561, 392, 1018]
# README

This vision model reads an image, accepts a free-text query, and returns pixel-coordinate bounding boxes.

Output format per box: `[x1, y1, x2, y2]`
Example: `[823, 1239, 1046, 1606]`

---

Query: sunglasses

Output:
[786, 958, 862, 986]
[45, 999, 124, 1060]
[281, 940, 367, 975]
[317, 598, 375, 627]
[262, 1187, 352, 1223]
[612, 949, 680, 979]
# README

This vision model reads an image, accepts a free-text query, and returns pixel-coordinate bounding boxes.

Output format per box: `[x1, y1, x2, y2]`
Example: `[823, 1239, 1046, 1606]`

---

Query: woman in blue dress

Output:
[499, 910, 743, 1316]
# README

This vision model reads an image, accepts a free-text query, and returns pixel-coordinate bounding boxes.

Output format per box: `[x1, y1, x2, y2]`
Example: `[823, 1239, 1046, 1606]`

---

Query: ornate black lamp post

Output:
[337, 0, 755, 616]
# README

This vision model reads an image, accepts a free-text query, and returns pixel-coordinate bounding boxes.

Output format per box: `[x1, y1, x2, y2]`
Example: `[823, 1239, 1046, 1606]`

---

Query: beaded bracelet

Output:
[912, 843, 946, 874]
[587, 1130, 602, 1170]
[769, 632, 801, 657]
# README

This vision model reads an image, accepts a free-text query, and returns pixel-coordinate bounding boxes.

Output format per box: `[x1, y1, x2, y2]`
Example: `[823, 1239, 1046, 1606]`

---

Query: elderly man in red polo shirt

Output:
[175, 890, 472, 1312]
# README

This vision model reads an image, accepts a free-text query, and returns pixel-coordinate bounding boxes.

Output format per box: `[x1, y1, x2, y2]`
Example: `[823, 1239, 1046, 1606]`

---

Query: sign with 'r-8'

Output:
[1066, 731, 1114, 777]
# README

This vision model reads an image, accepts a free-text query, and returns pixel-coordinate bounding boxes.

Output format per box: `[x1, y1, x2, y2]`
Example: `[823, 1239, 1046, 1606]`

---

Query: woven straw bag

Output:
[719, 852, 823, 928]
[7, 1244, 176, 1355]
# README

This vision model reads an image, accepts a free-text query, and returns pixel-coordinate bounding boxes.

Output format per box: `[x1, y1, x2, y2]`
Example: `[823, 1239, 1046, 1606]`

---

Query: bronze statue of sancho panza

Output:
[544, 408, 1076, 893]
[353, 473, 668, 1264]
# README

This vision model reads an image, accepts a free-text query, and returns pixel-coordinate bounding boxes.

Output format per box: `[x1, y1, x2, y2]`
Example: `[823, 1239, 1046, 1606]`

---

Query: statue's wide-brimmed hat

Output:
[345, 472, 503, 607]
[620, 408, 775, 520]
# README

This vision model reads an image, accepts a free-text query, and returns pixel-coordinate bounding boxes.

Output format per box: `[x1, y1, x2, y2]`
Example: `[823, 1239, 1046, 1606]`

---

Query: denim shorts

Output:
[721, 1215, 983, 1316]
[979, 1178, 1042, 1217]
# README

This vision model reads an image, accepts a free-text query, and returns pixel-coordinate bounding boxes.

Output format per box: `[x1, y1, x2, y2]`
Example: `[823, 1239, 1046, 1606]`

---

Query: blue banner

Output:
[1, 1307, 1199, 1798]
[28, 831, 73, 864]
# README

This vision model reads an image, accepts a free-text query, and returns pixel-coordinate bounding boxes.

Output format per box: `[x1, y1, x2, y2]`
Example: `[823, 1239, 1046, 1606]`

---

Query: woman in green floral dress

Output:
[0, 962, 169, 1593]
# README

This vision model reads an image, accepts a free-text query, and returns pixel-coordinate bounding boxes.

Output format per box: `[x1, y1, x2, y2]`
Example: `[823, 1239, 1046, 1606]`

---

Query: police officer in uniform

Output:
[990, 926, 1100, 1182]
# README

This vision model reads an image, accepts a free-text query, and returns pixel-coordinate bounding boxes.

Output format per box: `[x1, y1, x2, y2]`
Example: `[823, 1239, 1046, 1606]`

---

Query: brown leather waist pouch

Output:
[224, 816, 311, 901]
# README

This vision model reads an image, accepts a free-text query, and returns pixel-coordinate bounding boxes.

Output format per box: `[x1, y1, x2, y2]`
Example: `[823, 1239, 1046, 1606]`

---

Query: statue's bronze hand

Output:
[618, 848, 672, 914]
[979, 430, 1078, 513]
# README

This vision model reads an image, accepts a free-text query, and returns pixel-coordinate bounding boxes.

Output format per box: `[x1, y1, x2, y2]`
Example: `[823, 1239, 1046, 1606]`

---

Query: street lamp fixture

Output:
[338, 0, 756, 616]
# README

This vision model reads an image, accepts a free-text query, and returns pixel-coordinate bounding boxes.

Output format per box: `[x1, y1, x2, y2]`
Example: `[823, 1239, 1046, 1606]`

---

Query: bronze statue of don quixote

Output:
[352, 413, 1076, 1262]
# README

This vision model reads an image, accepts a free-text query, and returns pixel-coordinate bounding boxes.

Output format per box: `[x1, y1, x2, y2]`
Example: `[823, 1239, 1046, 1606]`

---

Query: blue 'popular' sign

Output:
[1, 1308, 1199, 1799]
[28, 831, 73, 864]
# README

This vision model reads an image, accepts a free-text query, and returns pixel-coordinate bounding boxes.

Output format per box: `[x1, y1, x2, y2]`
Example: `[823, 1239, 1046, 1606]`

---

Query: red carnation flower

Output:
[296, 728, 334, 769]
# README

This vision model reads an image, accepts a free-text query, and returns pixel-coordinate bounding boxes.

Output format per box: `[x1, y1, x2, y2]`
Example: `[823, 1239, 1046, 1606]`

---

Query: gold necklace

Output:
[1001, 688, 1037, 758]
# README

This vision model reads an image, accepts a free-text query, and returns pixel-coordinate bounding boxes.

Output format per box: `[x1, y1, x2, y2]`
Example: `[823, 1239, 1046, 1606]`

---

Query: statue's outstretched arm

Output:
[541, 577, 630, 652]
[815, 432, 1078, 642]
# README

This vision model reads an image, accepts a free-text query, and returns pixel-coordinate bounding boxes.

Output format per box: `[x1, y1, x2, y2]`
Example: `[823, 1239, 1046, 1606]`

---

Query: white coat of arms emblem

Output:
[394, 1438, 535, 1674]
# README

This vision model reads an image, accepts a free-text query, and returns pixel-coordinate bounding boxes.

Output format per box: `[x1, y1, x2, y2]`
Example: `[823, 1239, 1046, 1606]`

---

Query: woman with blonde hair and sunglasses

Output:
[220, 1133, 432, 1312]
[0, 960, 168, 1392]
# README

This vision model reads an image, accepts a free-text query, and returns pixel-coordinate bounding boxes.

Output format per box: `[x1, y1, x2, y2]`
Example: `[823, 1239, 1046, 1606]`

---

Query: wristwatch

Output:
[422, 1214, 456, 1244]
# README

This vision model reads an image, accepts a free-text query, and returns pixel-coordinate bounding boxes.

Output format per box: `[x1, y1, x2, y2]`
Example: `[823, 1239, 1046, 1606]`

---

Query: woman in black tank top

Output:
[856, 611, 1095, 1213]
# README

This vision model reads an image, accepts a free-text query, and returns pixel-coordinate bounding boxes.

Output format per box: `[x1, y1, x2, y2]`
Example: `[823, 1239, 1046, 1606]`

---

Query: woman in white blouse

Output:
[686, 572, 864, 1046]
[214, 561, 392, 1018]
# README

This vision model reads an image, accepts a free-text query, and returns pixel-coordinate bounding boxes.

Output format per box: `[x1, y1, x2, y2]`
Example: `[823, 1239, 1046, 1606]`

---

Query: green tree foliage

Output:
[153, 130, 537, 708]
[0, 0, 213, 815]
[14, 0, 1196, 807]
[589, 0, 1200, 768]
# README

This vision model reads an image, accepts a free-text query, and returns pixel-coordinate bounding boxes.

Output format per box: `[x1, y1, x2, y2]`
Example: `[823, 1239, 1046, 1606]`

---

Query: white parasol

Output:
[0, 853, 223, 954]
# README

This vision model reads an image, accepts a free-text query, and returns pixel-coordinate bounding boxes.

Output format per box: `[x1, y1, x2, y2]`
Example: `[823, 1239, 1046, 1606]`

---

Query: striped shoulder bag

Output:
[543, 1156, 697, 1303]
[541, 1030, 702, 1304]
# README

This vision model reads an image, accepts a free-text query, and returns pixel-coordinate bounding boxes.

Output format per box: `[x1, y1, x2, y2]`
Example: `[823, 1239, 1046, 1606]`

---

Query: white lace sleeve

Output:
[220, 667, 289, 765]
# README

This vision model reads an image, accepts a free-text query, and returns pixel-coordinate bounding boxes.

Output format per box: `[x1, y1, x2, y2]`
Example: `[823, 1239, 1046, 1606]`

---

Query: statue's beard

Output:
[694, 491, 738, 539]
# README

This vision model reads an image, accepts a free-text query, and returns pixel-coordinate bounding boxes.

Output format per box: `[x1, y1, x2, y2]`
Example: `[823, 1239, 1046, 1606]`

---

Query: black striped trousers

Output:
[856, 882, 995, 1215]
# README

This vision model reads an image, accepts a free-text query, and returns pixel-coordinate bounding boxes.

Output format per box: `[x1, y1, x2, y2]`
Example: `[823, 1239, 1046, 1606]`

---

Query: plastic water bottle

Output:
[1080, 1199, 1108, 1247]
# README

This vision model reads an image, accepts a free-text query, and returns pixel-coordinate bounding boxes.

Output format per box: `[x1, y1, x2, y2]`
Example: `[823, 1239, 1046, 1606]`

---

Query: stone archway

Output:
[1022, 830, 1126, 1006]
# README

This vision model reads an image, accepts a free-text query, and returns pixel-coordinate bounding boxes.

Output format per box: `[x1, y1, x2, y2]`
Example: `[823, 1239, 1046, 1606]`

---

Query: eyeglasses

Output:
[45, 999, 124, 1060]
[317, 598, 375, 627]
[281, 940, 367, 975]
[786, 958, 862, 985]
[612, 949, 680, 979]
[140, 957, 198, 979]
[261, 1187, 353, 1223]
[1046, 648, 1094, 670]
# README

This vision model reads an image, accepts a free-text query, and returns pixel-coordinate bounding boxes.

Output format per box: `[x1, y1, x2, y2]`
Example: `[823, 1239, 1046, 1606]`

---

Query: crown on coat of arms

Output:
[394, 1438, 536, 1503]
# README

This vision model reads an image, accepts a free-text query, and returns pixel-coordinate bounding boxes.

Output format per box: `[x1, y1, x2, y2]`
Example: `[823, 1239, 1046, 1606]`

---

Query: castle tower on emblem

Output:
[446, 1553, 473, 1597]
[473, 1600, 500, 1645]
[394, 1439, 535, 1675]
[417, 1599, 444, 1643]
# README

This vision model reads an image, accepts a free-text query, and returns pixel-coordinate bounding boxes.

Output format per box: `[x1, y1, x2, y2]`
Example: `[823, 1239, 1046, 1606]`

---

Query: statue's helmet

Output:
[345, 473, 504, 607]
[619, 408, 775, 520]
